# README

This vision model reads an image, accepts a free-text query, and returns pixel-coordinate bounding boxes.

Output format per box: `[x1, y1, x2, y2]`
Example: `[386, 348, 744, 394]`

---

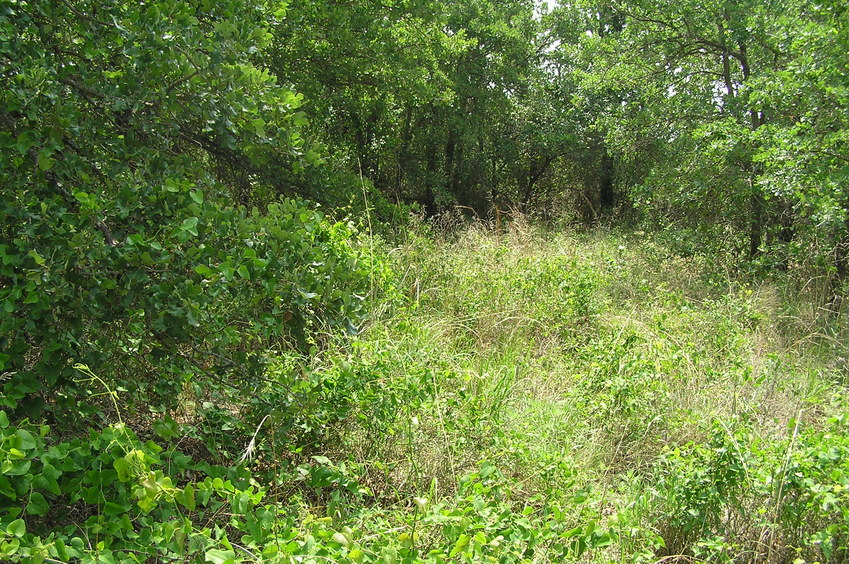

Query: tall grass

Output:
[322, 217, 849, 562]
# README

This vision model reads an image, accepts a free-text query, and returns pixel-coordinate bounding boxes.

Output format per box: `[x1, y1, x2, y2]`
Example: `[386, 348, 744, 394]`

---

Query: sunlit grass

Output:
[327, 219, 849, 562]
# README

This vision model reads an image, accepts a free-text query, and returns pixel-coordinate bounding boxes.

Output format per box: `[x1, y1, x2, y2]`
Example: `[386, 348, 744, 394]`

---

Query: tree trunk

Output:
[776, 198, 795, 271]
[422, 144, 438, 215]
[748, 190, 764, 259]
[396, 104, 414, 203]
[599, 151, 615, 214]
[444, 132, 456, 201]
[828, 237, 848, 314]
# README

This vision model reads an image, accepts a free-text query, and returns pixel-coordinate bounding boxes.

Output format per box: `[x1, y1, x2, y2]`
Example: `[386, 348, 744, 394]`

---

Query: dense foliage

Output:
[267, 0, 848, 296]
[0, 0, 376, 418]
[0, 0, 847, 562]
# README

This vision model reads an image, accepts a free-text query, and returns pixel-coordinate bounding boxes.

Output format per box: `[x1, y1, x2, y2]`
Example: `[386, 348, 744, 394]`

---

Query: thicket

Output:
[1, 0, 848, 562]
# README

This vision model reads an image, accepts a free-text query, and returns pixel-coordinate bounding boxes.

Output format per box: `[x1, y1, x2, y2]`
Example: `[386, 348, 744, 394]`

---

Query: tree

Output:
[0, 0, 372, 419]
[750, 0, 849, 303]
[268, 0, 544, 217]
[552, 0, 791, 245]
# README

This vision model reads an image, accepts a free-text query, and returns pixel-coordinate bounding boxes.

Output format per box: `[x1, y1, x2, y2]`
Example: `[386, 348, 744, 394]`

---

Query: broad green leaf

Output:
[15, 429, 36, 450]
[114, 457, 131, 482]
[205, 548, 236, 564]
[0, 475, 17, 499]
[194, 264, 214, 277]
[381, 547, 398, 564]
[26, 492, 49, 515]
[251, 118, 266, 137]
[190, 190, 204, 204]
[331, 532, 349, 546]
[232, 492, 249, 514]
[176, 484, 195, 511]
[27, 250, 45, 267]
[180, 217, 199, 236]
[104, 501, 131, 516]
[449, 534, 470, 557]
[6, 519, 25, 537]
[54, 538, 70, 561]
[36, 150, 54, 171]
[32, 473, 61, 496]
[152, 416, 180, 440]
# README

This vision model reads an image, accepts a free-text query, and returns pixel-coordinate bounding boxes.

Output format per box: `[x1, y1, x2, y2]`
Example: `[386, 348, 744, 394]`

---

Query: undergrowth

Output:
[1, 219, 847, 563]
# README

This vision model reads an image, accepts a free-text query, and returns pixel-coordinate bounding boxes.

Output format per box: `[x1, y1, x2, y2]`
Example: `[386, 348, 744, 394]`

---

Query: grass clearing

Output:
[324, 220, 848, 562]
[3, 221, 847, 563]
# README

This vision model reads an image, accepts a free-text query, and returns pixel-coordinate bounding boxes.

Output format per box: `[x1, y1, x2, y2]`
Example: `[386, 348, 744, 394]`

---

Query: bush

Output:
[632, 412, 849, 563]
[1, 196, 378, 426]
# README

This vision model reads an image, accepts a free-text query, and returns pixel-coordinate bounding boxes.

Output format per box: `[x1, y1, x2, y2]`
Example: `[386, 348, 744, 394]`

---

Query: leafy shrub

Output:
[0, 0, 387, 426]
[634, 412, 849, 563]
[511, 255, 602, 339]
[2, 196, 378, 424]
[0, 410, 620, 564]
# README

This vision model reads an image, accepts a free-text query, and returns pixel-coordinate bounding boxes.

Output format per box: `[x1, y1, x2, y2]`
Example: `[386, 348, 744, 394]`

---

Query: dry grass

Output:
[348, 219, 848, 561]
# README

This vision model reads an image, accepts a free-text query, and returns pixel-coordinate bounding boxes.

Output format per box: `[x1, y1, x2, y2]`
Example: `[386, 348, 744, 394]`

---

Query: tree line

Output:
[272, 0, 847, 290]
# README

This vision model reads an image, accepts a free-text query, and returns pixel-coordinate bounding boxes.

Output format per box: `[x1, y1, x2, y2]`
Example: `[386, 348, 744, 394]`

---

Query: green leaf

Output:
[236, 265, 250, 279]
[194, 264, 214, 277]
[54, 538, 70, 561]
[0, 475, 17, 499]
[26, 492, 49, 516]
[331, 532, 349, 546]
[15, 131, 34, 155]
[15, 428, 36, 450]
[305, 149, 320, 165]
[2, 459, 19, 474]
[205, 548, 236, 564]
[114, 458, 132, 482]
[190, 190, 204, 204]
[27, 250, 45, 267]
[32, 473, 61, 496]
[0, 411, 8, 428]
[449, 534, 470, 557]
[153, 416, 180, 440]
[6, 519, 25, 537]
[381, 547, 398, 564]
[104, 501, 131, 516]
[36, 150, 55, 171]
[590, 531, 613, 548]
[175, 484, 195, 511]
[180, 217, 199, 236]
[41, 462, 61, 481]
[231, 492, 249, 514]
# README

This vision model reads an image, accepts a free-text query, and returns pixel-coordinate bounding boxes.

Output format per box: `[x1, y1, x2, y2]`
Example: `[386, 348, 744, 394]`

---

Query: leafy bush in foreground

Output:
[1, 196, 377, 424]
[629, 412, 849, 563]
